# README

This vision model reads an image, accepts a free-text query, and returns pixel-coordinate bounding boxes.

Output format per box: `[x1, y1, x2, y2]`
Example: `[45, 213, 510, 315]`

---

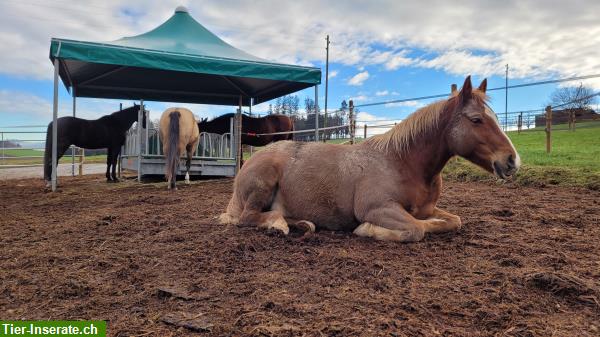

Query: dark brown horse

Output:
[197, 113, 294, 146]
[220, 76, 520, 242]
[44, 104, 146, 186]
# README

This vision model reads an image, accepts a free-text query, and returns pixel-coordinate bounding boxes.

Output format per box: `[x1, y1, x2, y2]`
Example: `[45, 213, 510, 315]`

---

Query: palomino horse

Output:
[220, 76, 520, 242]
[44, 104, 145, 186]
[159, 108, 199, 189]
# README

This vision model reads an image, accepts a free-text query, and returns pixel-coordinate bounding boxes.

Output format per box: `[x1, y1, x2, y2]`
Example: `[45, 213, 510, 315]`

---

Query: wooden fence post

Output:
[570, 110, 576, 131]
[349, 100, 355, 144]
[517, 112, 523, 134]
[451, 84, 457, 94]
[545, 106, 552, 153]
[364, 124, 367, 139]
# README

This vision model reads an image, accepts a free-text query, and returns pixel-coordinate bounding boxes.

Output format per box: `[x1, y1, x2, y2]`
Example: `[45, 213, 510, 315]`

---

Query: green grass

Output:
[1, 154, 107, 166]
[1, 148, 45, 157]
[443, 121, 600, 189]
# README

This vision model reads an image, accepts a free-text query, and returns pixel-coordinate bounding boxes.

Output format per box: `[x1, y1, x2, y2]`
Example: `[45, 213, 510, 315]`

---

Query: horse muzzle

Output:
[493, 154, 520, 179]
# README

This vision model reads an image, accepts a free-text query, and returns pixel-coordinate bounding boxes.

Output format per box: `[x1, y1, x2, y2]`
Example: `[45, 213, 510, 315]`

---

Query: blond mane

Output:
[365, 89, 488, 154]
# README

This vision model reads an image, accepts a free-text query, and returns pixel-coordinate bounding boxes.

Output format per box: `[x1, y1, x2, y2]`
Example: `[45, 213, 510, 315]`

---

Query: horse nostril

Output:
[507, 154, 515, 168]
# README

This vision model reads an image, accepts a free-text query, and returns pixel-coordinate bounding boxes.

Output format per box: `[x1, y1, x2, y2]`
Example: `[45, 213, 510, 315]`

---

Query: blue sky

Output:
[0, 0, 599, 136]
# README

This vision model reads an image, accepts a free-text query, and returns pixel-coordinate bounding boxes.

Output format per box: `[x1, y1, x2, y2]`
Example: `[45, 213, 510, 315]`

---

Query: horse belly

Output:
[275, 166, 358, 231]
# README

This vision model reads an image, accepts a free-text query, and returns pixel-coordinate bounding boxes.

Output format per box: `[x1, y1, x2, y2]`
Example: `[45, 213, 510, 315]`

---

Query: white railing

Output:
[122, 126, 234, 160]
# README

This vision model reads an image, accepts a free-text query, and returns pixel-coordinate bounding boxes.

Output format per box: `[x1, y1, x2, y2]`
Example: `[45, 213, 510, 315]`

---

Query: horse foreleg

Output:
[106, 148, 113, 182]
[110, 146, 121, 182]
[354, 203, 443, 242]
[422, 207, 462, 233]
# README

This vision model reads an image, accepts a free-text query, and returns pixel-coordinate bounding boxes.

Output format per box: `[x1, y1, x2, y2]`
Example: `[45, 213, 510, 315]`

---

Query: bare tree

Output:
[549, 83, 596, 110]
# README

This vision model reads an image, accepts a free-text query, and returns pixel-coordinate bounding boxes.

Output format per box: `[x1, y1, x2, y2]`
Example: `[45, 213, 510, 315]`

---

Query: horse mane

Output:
[365, 89, 488, 155]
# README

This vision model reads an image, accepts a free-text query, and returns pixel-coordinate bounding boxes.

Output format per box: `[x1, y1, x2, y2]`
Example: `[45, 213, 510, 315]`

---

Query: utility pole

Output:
[323, 35, 330, 140]
[505, 64, 509, 132]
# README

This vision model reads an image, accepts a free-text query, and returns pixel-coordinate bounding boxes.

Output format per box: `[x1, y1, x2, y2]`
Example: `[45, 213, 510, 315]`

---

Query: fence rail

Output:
[0, 129, 85, 173]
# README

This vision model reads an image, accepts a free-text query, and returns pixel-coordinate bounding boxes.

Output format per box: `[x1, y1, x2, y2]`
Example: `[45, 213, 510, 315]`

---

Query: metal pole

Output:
[71, 88, 76, 176]
[505, 64, 509, 132]
[235, 96, 242, 174]
[117, 103, 123, 178]
[229, 117, 234, 159]
[349, 100, 354, 144]
[145, 108, 149, 155]
[324, 35, 330, 137]
[51, 58, 59, 191]
[137, 99, 143, 182]
[314, 85, 319, 141]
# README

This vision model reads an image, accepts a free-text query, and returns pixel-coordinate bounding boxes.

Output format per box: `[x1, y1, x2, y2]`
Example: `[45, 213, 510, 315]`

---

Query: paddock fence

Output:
[0, 126, 85, 175]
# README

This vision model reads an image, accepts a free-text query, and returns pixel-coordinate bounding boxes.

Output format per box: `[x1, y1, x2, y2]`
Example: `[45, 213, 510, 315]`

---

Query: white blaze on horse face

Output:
[485, 107, 521, 171]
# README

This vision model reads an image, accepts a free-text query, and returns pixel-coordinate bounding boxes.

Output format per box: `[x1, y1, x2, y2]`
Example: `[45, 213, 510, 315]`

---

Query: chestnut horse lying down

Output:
[220, 76, 520, 242]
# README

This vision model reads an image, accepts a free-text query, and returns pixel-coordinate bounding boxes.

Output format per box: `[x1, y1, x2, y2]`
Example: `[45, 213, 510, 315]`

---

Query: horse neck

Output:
[121, 108, 139, 129]
[393, 109, 454, 182]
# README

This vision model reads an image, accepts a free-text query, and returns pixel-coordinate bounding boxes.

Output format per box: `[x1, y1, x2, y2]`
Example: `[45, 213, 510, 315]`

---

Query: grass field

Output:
[444, 120, 600, 189]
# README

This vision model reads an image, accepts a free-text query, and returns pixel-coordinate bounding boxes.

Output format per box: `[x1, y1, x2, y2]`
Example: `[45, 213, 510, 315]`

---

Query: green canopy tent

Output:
[48, 6, 321, 191]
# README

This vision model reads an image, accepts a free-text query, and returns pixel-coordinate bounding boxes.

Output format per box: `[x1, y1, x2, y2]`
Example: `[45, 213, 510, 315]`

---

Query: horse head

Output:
[448, 76, 520, 179]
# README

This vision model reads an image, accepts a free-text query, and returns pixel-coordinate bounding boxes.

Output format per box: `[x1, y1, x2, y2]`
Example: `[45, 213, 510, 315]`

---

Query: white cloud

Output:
[0, 90, 51, 118]
[0, 0, 600, 88]
[375, 90, 389, 96]
[328, 70, 339, 79]
[348, 71, 370, 86]
[355, 111, 402, 137]
[351, 94, 369, 102]
[384, 100, 423, 108]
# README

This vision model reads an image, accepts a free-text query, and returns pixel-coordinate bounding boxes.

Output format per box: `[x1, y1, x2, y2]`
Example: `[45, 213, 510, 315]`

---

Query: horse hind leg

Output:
[184, 142, 195, 184]
[241, 209, 289, 235]
[235, 168, 289, 235]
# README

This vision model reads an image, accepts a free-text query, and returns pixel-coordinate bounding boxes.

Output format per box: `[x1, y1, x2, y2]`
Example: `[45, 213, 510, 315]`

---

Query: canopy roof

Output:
[49, 6, 321, 106]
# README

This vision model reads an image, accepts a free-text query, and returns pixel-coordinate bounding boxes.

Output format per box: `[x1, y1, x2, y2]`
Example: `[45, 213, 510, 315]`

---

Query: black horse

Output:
[43, 104, 146, 185]
[197, 113, 294, 146]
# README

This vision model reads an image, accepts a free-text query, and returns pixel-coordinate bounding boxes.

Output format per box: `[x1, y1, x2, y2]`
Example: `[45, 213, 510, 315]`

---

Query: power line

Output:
[355, 73, 600, 108]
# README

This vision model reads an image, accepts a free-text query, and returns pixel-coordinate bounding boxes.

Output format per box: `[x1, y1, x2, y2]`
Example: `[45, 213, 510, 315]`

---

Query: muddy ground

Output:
[1, 175, 599, 337]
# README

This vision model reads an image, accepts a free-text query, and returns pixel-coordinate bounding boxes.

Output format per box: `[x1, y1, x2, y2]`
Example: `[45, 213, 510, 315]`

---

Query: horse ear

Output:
[478, 78, 487, 93]
[458, 75, 472, 105]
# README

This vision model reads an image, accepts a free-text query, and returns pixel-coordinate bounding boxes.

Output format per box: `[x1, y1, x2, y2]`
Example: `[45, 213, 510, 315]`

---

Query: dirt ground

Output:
[1, 175, 599, 337]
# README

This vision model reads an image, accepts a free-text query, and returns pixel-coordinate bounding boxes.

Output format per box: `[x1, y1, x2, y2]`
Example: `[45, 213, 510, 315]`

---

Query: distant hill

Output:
[0, 140, 20, 148]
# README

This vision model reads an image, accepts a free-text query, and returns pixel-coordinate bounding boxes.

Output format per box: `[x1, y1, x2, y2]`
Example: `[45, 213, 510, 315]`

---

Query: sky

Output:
[1, 0, 599, 138]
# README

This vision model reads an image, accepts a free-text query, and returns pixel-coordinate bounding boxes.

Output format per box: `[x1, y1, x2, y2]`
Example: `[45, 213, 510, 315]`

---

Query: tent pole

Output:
[137, 99, 143, 182]
[314, 85, 319, 141]
[235, 96, 242, 174]
[71, 88, 76, 176]
[51, 58, 59, 192]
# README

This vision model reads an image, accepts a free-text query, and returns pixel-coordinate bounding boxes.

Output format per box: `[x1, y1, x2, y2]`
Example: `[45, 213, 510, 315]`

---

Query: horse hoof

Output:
[267, 218, 289, 235]
[294, 220, 316, 233]
[219, 213, 238, 225]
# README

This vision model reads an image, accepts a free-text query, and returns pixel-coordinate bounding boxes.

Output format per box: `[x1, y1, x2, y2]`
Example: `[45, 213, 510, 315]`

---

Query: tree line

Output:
[263, 95, 355, 140]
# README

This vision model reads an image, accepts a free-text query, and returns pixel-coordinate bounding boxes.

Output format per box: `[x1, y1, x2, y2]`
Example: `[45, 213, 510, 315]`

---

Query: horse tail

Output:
[43, 122, 52, 181]
[165, 110, 181, 187]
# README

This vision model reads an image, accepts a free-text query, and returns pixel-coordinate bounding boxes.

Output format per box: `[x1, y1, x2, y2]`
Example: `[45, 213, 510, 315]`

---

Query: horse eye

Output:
[470, 117, 482, 124]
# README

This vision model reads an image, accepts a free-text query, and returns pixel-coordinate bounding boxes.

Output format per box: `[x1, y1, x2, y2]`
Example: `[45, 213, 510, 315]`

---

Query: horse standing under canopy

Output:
[159, 107, 199, 190]
[220, 76, 521, 242]
[43, 104, 145, 186]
